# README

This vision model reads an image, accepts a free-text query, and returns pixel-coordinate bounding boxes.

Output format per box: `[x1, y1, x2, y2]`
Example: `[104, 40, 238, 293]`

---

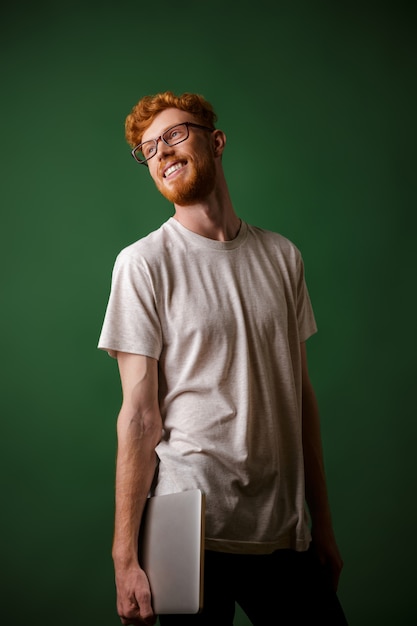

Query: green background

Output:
[1, 1, 416, 624]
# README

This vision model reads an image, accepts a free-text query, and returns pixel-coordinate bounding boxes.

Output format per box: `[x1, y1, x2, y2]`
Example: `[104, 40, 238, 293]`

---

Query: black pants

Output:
[159, 545, 348, 625]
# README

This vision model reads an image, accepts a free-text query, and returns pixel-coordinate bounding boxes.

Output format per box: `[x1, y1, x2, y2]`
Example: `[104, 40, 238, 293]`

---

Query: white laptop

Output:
[138, 489, 205, 615]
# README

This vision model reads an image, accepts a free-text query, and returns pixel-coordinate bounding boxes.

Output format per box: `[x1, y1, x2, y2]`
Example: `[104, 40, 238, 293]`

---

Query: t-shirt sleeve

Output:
[295, 252, 318, 342]
[97, 250, 163, 359]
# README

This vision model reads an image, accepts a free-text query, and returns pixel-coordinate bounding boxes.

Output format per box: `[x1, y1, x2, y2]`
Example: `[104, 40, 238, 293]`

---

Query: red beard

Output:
[155, 150, 216, 206]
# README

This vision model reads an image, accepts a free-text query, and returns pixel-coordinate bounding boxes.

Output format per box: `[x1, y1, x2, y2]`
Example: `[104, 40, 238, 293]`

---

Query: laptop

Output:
[138, 489, 205, 614]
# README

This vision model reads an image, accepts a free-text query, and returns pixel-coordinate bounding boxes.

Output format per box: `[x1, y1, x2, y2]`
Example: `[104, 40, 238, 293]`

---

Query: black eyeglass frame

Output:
[131, 121, 215, 166]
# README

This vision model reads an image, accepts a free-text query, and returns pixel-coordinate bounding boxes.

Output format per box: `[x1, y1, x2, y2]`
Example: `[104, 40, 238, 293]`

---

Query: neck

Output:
[172, 177, 240, 242]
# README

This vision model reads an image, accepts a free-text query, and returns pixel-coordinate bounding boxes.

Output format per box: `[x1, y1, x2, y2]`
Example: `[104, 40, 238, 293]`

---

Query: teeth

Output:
[165, 163, 184, 178]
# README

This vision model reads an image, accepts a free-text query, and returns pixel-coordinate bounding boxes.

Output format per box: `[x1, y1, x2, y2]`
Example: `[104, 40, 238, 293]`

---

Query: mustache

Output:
[158, 154, 189, 177]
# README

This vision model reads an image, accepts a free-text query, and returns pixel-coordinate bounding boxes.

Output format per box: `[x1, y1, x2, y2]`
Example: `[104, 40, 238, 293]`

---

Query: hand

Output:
[311, 525, 344, 592]
[115, 564, 157, 625]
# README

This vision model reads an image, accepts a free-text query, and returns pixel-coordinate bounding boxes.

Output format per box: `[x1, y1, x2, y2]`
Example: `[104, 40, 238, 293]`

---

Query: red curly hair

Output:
[125, 91, 218, 147]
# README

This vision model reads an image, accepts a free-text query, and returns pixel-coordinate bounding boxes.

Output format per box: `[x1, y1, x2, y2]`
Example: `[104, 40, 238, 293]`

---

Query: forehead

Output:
[142, 108, 198, 142]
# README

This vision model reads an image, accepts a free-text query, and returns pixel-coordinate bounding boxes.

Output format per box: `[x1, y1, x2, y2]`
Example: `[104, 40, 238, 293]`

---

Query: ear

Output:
[212, 129, 226, 157]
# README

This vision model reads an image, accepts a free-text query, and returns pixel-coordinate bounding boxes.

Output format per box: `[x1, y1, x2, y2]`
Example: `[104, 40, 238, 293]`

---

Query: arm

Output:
[112, 352, 163, 625]
[301, 341, 344, 591]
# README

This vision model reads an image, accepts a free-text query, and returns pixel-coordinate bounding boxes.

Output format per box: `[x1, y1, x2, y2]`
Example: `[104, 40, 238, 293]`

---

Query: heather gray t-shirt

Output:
[98, 218, 317, 554]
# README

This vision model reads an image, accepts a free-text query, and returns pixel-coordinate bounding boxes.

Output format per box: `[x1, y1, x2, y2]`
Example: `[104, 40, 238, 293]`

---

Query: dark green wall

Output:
[1, 1, 416, 624]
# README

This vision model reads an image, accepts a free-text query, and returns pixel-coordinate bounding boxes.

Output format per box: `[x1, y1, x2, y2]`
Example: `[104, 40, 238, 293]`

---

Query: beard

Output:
[155, 150, 216, 206]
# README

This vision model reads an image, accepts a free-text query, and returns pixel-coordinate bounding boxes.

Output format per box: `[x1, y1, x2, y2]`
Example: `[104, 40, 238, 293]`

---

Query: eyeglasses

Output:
[131, 121, 215, 166]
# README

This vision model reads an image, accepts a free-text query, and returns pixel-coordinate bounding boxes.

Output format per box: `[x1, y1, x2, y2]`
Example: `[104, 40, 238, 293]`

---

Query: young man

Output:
[98, 91, 348, 625]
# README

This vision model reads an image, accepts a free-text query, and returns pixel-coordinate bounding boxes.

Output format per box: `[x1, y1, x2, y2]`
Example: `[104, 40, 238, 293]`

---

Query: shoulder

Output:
[246, 223, 302, 260]
[114, 220, 175, 269]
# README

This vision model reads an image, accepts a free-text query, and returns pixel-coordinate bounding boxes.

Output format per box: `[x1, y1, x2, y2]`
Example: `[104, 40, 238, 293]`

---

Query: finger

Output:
[135, 590, 155, 623]
[119, 614, 144, 626]
[118, 602, 156, 626]
[118, 603, 141, 625]
[138, 604, 156, 625]
[119, 613, 156, 626]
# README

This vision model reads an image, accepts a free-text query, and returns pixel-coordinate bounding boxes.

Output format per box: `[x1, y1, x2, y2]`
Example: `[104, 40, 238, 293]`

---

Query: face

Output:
[141, 108, 217, 206]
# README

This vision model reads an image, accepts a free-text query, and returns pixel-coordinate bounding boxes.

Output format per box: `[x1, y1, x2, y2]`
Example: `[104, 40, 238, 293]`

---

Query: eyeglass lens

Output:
[135, 123, 189, 162]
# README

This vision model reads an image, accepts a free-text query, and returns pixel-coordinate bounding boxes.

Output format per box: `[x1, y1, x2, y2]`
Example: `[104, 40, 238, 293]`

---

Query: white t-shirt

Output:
[98, 218, 317, 554]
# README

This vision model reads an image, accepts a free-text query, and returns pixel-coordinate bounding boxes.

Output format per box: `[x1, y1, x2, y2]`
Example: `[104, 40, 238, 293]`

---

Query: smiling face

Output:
[142, 108, 217, 206]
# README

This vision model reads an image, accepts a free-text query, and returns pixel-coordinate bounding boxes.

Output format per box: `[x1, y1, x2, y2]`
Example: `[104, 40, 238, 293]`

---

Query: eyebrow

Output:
[141, 121, 185, 144]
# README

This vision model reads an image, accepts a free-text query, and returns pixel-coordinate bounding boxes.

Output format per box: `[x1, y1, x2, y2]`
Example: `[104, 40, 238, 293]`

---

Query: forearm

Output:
[112, 406, 161, 567]
[302, 382, 333, 528]
[109, 354, 161, 624]
[302, 377, 344, 589]
[299, 345, 343, 589]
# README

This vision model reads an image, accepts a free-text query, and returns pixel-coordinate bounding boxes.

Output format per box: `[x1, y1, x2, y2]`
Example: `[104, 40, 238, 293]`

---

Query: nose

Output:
[156, 137, 175, 160]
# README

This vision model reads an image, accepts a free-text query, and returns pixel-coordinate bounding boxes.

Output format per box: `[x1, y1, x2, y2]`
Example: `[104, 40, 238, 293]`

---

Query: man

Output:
[98, 91, 348, 625]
